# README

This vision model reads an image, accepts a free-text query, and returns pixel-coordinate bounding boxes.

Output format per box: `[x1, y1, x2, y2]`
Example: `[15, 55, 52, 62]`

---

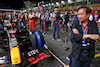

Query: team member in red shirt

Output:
[28, 11, 35, 31]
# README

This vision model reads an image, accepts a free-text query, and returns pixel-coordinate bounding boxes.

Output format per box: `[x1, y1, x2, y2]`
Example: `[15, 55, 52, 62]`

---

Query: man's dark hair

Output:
[30, 10, 32, 12]
[65, 11, 68, 14]
[46, 9, 49, 11]
[77, 5, 91, 14]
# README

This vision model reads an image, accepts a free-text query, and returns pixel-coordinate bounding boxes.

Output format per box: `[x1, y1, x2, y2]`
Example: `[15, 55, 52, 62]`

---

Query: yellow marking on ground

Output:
[63, 65, 69, 67]
[94, 53, 100, 58]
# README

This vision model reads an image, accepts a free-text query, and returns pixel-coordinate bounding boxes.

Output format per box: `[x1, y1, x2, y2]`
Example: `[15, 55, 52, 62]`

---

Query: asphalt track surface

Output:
[33, 24, 100, 67]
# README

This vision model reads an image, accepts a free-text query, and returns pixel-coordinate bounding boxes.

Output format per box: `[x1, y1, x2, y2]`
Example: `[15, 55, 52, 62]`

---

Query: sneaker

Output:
[57, 38, 61, 41]
[52, 38, 55, 40]
[44, 32, 46, 34]
[66, 56, 70, 61]
[69, 33, 71, 35]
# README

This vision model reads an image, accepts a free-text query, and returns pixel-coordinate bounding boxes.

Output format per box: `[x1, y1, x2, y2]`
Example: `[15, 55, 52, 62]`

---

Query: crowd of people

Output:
[0, 5, 100, 67]
[34, 6, 100, 67]
[0, 10, 28, 30]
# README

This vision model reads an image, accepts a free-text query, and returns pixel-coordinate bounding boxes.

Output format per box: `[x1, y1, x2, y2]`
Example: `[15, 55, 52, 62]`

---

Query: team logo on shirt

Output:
[21, 16, 23, 19]
[52, 15, 56, 19]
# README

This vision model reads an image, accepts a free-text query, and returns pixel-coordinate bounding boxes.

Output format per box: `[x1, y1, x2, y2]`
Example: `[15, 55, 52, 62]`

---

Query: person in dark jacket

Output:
[70, 6, 99, 67]
[93, 10, 100, 50]
[93, 10, 100, 21]
[62, 11, 69, 33]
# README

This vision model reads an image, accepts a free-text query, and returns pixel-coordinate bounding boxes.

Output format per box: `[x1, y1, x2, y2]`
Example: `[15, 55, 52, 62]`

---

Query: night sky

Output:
[0, 0, 50, 10]
[0, 0, 23, 9]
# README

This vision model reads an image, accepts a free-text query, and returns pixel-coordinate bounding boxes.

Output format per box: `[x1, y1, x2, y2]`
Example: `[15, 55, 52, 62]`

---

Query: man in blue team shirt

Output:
[45, 10, 51, 31]
[52, 8, 61, 41]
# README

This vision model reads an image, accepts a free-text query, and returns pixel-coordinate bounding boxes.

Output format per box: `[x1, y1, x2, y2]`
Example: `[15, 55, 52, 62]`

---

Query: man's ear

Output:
[88, 13, 91, 18]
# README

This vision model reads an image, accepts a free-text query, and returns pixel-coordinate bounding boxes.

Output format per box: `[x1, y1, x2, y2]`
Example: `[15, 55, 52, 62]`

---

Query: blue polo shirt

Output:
[45, 13, 50, 21]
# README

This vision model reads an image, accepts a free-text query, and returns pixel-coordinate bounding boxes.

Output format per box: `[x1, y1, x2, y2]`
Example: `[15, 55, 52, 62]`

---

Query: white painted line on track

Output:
[48, 49, 68, 67]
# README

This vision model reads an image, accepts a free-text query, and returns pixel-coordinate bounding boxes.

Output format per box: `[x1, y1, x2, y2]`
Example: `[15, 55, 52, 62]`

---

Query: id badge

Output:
[14, 19, 17, 22]
[82, 40, 87, 46]
[82, 44, 87, 46]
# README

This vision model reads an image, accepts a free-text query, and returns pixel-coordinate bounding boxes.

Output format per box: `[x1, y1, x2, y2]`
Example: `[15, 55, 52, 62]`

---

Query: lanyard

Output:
[82, 25, 88, 35]
[82, 25, 88, 46]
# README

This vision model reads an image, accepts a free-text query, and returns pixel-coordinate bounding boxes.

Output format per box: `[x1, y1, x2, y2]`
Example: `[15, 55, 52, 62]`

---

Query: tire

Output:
[31, 31, 45, 49]
[38, 31, 45, 48]
[31, 32, 38, 49]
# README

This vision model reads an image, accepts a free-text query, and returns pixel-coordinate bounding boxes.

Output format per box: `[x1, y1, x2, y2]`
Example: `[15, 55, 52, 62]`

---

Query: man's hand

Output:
[67, 23, 70, 28]
[62, 22, 64, 25]
[96, 21, 100, 23]
[62, 19, 65, 25]
[89, 34, 99, 42]
[73, 28, 80, 34]
[96, 21, 100, 25]
[82, 34, 99, 42]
